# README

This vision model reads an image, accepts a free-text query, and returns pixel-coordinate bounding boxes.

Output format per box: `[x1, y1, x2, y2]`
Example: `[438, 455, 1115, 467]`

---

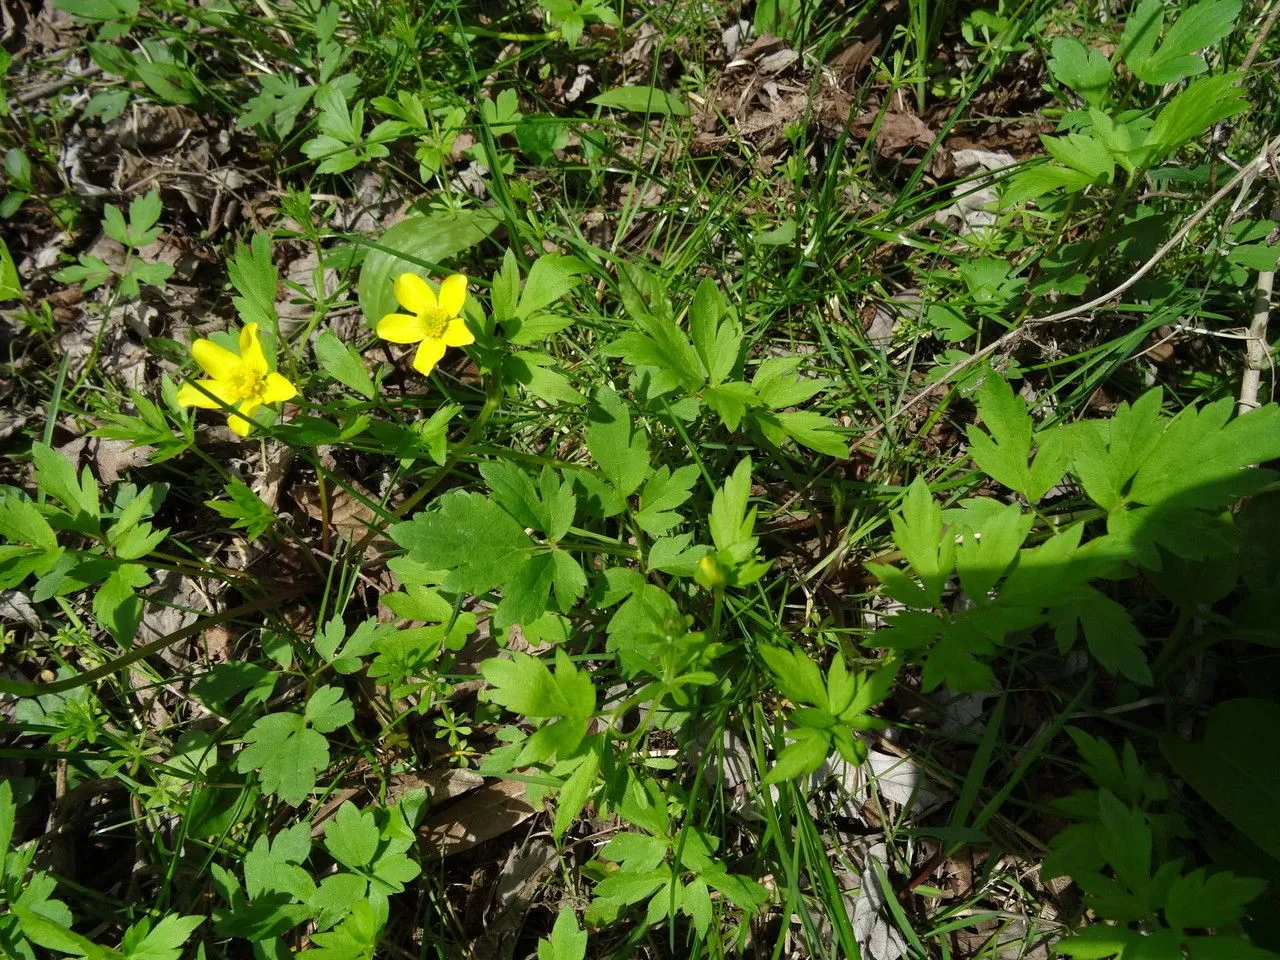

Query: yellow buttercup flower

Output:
[176, 323, 297, 437]
[376, 273, 475, 377]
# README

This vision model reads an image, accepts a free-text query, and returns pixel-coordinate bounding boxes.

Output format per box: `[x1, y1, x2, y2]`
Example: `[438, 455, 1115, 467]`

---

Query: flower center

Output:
[421, 307, 450, 340]
[230, 366, 267, 403]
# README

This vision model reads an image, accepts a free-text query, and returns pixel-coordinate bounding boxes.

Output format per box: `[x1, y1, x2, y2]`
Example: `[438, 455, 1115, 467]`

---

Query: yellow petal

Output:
[412, 338, 447, 377]
[226, 413, 252, 436]
[438, 274, 467, 317]
[177, 379, 233, 410]
[239, 323, 269, 376]
[442, 317, 475, 347]
[395, 273, 436, 314]
[227, 399, 261, 437]
[262, 371, 297, 403]
[191, 338, 242, 380]
[377, 312, 428, 344]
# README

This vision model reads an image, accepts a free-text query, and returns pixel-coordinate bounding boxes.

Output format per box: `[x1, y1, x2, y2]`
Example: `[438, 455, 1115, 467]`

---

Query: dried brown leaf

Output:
[420, 778, 537, 856]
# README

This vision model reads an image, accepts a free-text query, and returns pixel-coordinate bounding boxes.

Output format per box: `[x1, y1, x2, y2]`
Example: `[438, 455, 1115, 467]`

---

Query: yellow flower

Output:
[176, 323, 297, 437]
[376, 273, 475, 377]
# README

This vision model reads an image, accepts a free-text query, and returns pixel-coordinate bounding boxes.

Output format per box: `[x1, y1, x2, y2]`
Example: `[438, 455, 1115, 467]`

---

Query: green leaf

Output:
[1227, 242, 1280, 271]
[102, 203, 130, 246]
[490, 247, 520, 326]
[324, 801, 380, 868]
[392, 490, 533, 597]
[494, 552, 554, 628]
[1162, 698, 1280, 861]
[704, 381, 759, 430]
[924, 618, 997, 692]
[709, 458, 753, 551]
[1185, 936, 1280, 960]
[126, 190, 163, 244]
[635, 464, 698, 536]
[550, 550, 586, 610]
[309, 873, 367, 931]
[763, 727, 830, 784]
[93, 561, 150, 643]
[1055, 924, 1138, 959]
[967, 376, 1029, 481]
[239, 72, 316, 137]
[1143, 73, 1248, 162]
[952, 501, 1032, 600]
[32, 441, 99, 525]
[1067, 388, 1162, 511]
[505, 351, 585, 406]
[480, 88, 523, 135]
[357, 209, 502, 327]
[751, 356, 829, 409]
[227, 231, 278, 333]
[0, 494, 59, 551]
[554, 746, 600, 838]
[0, 236, 21, 301]
[759, 645, 829, 709]
[590, 85, 689, 117]
[604, 312, 705, 392]
[1049, 586, 1151, 685]
[414, 402, 459, 465]
[0, 777, 14, 861]
[134, 60, 196, 105]
[480, 460, 544, 530]
[542, 471, 578, 542]
[968, 374, 1067, 500]
[516, 254, 585, 319]
[587, 387, 650, 498]
[55, 0, 137, 21]
[305, 684, 356, 732]
[1042, 132, 1114, 183]
[538, 907, 588, 960]
[600, 832, 668, 870]
[480, 647, 596, 718]
[593, 866, 670, 908]
[235, 713, 330, 806]
[688, 278, 742, 385]
[515, 115, 570, 165]
[1003, 162, 1099, 204]
[235, 687, 350, 805]
[1128, 398, 1280, 506]
[10, 904, 109, 958]
[1097, 789, 1153, 896]
[1049, 36, 1112, 106]
[767, 410, 850, 458]
[315, 330, 375, 399]
[120, 915, 204, 960]
[1130, 0, 1242, 85]
[205, 478, 275, 541]
[128, 260, 173, 291]
[1164, 868, 1267, 932]
[886, 478, 953, 607]
[1118, 0, 1164, 70]
[306, 899, 379, 960]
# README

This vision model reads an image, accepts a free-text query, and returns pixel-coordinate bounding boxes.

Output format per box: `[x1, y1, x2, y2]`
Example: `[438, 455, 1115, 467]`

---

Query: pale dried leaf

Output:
[852, 843, 909, 960]
[420, 778, 537, 855]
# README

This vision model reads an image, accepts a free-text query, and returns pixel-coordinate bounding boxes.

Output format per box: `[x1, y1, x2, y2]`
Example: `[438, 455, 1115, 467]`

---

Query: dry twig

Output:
[882, 134, 1280, 431]
[1238, 191, 1280, 413]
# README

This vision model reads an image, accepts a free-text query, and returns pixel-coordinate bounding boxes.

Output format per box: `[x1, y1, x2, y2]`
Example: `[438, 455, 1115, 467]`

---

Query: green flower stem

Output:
[147, 550, 259, 580]
[1151, 607, 1194, 682]
[437, 23, 559, 42]
[349, 371, 503, 556]
[0, 585, 308, 698]
[709, 587, 724, 643]
[555, 540, 640, 559]
[66, 254, 131, 400]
